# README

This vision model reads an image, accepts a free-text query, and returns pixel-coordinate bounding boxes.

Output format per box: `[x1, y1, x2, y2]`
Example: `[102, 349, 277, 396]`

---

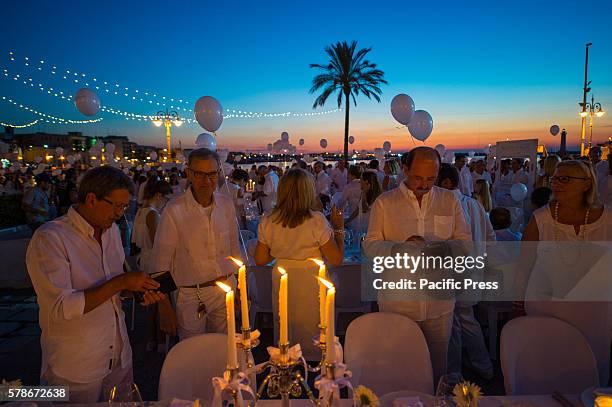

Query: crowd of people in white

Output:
[19, 144, 612, 401]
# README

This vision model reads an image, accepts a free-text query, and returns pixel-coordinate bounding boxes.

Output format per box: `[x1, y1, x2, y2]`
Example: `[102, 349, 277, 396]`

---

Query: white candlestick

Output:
[217, 282, 238, 369]
[318, 264, 327, 330]
[319, 279, 336, 364]
[238, 265, 250, 331]
[279, 267, 288, 345]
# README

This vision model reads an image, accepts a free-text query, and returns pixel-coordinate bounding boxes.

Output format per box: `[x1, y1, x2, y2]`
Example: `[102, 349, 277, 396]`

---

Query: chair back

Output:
[344, 313, 433, 395]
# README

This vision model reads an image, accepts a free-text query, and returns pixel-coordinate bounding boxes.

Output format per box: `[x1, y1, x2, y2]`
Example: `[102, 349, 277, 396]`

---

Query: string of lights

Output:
[5, 51, 342, 119]
[0, 119, 39, 128]
[0, 95, 103, 124]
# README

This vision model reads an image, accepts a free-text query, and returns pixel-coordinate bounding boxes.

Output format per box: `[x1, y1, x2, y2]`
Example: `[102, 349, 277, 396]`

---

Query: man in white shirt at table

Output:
[330, 160, 348, 193]
[154, 148, 241, 340]
[338, 164, 363, 230]
[26, 166, 165, 403]
[454, 154, 473, 197]
[314, 161, 332, 199]
[252, 165, 279, 215]
[364, 147, 472, 384]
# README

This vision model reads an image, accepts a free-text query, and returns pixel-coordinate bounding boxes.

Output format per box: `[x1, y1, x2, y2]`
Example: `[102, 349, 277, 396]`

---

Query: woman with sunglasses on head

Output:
[519, 160, 612, 386]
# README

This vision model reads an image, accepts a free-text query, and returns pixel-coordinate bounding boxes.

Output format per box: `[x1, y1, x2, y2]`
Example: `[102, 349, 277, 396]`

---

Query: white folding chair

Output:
[500, 316, 599, 395]
[330, 264, 372, 334]
[526, 301, 612, 386]
[158, 333, 227, 401]
[344, 313, 434, 395]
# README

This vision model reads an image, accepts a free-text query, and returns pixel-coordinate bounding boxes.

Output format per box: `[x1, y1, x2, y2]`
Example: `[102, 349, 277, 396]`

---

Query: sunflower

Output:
[452, 381, 483, 407]
[354, 385, 379, 407]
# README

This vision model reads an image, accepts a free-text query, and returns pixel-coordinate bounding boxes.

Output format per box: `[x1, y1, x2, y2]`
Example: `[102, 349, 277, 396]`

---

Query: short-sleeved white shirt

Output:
[258, 211, 333, 260]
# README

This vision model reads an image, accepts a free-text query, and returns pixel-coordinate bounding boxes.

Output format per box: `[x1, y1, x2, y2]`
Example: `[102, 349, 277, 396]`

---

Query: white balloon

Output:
[106, 143, 116, 153]
[349, 135, 355, 145]
[194, 96, 223, 132]
[390, 94, 416, 125]
[408, 110, 434, 142]
[149, 151, 158, 161]
[435, 144, 446, 156]
[510, 183, 528, 201]
[281, 132, 289, 142]
[550, 125, 560, 136]
[320, 139, 328, 149]
[383, 141, 392, 152]
[299, 138, 305, 146]
[195, 133, 217, 151]
[74, 88, 101, 116]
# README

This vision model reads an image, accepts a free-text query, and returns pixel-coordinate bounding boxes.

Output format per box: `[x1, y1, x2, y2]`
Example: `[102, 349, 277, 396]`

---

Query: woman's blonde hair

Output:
[554, 160, 599, 206]
[543, 155, 561, 177]
[474, 179, 493, 212]
[270, 168, 317, 228]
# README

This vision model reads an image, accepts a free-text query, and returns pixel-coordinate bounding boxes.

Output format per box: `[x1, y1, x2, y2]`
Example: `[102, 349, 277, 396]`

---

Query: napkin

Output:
[393, 397, 424, 407]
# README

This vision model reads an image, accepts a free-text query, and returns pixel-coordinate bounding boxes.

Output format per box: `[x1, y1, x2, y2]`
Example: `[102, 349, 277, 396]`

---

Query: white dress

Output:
[526, 204, 612, 385]
[258, 211, 333, 360]
[131, 207, 159, 274]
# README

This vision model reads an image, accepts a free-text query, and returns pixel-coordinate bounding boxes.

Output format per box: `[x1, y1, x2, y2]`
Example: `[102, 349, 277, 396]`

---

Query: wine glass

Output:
[434, 373, 463, 407]
[108, 382, 143, 406]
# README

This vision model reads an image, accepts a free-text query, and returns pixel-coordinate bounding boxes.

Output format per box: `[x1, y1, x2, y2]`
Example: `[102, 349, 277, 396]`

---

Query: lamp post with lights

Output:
[579, 94, 605, 151]
[152, 108, 183, 161]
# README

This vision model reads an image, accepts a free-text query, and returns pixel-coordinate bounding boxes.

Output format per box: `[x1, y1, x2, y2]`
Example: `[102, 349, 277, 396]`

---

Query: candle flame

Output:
[216, 281, 232, 293]
[318, 277, 334, 290]
[228, 256, 244, 268]
[278, 267, 287, 276]
[309, 258, 324, 267]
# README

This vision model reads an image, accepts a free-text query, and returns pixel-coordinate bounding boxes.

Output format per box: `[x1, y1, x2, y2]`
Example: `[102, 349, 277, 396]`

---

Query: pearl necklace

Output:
[552, 201, 590, 241]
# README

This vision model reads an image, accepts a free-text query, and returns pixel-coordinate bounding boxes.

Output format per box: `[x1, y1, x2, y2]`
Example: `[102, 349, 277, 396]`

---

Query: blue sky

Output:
[1, 0, 611, 152]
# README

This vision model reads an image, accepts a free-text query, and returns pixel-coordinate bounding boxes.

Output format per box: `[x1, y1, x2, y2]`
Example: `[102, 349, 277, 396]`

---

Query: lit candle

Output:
[229, 257, 250, 332]
[319, 277, 336, 364]
[216, 281, 238, 369]
[311, 258, 327, 330]
[278, 267, 288, 345]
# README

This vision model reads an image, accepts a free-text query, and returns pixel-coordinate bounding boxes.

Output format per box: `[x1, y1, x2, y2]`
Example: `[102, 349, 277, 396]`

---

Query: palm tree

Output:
[310, 41, 387, 164]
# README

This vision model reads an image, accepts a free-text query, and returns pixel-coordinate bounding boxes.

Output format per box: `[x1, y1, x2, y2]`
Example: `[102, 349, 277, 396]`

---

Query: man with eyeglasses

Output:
[26, 166, 165, 402]
[153, 148, 241, 340]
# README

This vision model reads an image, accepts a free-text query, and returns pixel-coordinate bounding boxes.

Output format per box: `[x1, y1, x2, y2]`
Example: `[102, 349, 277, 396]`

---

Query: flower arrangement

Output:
[354, 385, 379, 407]
[452, 381, 483, 407]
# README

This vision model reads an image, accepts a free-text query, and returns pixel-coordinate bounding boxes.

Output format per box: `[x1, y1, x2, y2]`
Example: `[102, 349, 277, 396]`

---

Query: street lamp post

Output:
[580, 94, 605, 151]
[579, 43, 592, 157]
[152, 108, 183, 160]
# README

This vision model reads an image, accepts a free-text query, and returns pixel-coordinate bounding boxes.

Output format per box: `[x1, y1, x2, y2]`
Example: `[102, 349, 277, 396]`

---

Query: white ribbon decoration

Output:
[315, 363, 355, 407]
[234, 329, 261, 347]
[211, 370, 255, 407]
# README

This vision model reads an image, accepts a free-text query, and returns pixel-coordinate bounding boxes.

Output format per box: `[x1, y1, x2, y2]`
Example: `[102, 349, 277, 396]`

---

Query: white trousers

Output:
[175, 285, 229, 340]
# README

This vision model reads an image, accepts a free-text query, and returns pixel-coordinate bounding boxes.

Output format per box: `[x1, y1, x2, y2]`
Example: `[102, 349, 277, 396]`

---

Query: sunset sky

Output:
[1, 0, 611, 153]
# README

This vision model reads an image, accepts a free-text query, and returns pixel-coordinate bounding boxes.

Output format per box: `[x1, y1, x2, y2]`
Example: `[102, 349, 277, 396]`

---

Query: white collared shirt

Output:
[330, 167, 348, 192]
[315, 171, 331, 196]
[26, 207, 131, 383]
[152, 188, 241, 287]
[261, 171, 279, 214]
[458, 166, 473, 196]
[471, 170, 492, 190]
[363, 183, 472, 320]
[452, 189, 495, 243]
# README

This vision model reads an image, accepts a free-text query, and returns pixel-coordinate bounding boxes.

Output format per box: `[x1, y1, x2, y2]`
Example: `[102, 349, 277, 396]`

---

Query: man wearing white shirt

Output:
[338, 165, 363, 230]
[471, 160, 492, 191]
[436, 163, 495, 379]
[454, 154, 473, 197]
[314, 161, 332, 198]
[330, 160, 348, 193]
[26, 166, 164, 402]
[154, 148, 241, 340]
[510, 158, 529, 185]
[364, 147, 472, 383]
[252, 165, 279, 214]
[368, 159, 385, 186]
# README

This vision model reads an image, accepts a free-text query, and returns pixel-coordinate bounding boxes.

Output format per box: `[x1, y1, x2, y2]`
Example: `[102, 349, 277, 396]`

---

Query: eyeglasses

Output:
[189, 168, 219, 179]
[101, 197, 130, 213]
[550, 175, 590, 184]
